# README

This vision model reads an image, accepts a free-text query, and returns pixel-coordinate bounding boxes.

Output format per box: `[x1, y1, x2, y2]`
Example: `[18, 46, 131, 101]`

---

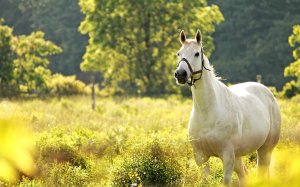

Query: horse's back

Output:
[229, 81, 279, 120]
[230, 82, 273, 100]
[229, 82, 278, 109]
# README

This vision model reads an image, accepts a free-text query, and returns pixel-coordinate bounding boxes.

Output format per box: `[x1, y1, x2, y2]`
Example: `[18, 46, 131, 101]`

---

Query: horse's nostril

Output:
[175, 69, 187, 79]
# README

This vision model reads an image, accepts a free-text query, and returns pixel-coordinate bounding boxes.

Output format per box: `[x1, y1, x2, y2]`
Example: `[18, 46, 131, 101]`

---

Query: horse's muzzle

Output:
[174, 69, 187, 84]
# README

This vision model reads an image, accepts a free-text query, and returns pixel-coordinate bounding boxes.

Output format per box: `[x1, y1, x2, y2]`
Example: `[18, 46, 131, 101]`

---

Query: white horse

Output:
[174, 30, 281, 186]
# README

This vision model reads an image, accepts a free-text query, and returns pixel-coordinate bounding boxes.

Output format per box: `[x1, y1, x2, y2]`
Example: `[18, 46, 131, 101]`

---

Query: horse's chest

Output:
[190, 132, 223, 157]
[188, 118, 233, 156]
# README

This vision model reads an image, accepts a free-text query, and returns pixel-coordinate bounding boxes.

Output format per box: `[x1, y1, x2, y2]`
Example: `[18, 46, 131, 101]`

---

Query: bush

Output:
[46, 74, 87, 96]
[18, 178, 43, 187]
[40, 144, 88, 169]
[282, 80, 300, 98]
[49, 163, 89, 187]
[36, 129, 89, 169]
[111, 141, 183, 187]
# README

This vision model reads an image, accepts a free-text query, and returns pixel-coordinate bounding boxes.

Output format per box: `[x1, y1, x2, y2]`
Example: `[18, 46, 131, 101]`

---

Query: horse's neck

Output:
[191, 60, 226, 114]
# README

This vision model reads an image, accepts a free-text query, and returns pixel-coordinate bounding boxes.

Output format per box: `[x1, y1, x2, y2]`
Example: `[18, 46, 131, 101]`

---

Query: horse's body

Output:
[174, 30, 281, 186]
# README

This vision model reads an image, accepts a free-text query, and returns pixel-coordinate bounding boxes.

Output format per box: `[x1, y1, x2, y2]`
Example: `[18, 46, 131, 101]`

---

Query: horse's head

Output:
[174, 30, 205, 85]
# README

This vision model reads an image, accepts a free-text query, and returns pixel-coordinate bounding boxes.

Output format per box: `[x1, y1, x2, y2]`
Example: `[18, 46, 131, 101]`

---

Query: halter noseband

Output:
[177, 47, 211, 86]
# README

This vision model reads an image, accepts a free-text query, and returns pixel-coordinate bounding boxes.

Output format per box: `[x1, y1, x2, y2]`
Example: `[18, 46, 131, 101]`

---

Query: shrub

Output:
[49, 163, 89, 187]
[40, 144, 88, 169]
[46, 74, 87, 96]
[36, 129, 89, 169]
[18, 178, 43, 187]
[111, 141, 183, 187]
[282, 80, 300, 98]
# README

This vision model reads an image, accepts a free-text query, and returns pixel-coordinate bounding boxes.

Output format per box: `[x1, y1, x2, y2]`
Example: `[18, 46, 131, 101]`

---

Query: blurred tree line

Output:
[0, 0, 300, 96]
[0, 0, 88, 77]
[0, 0, 223, 95]
[207, 0, 300, 90]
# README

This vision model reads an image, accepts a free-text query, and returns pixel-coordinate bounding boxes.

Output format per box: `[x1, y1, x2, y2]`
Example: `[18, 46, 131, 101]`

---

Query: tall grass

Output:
[0, 95, 299, 186]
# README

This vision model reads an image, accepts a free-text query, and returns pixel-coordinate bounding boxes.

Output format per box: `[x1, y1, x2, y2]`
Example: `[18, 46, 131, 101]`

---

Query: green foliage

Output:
[2, 0, 300, 94]
[18, 178, 43, 187]
[112, 141, 182, 186]
[80, 46, 130, 95]
[12, 31, 62, 93]
[0, 0, 88, 75]
[208, 0, 300, 89]
[285, 25, 300, 79]
[36, 128, 89, 169]
[45, 74, 87, 96]
[282, 80, 300, 98]
[285, 59, 300, 80]
[13, 126, 98, 186]
[49, 163, 89, 187]
[0, 20, 63, 96]
[282, 25, 300, 98]
[0, 19, 16, 96]
[79, 0, 223, 95]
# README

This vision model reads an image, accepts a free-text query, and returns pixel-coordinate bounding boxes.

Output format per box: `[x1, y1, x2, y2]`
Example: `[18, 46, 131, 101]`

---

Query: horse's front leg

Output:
[234, 157, 247, 187]
[193, 149, 210, 178]
[221, 145, 235, 186]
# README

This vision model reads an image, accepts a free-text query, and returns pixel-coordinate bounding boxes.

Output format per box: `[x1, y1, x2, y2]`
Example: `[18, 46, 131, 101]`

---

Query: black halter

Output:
[177, 47, 211, 86]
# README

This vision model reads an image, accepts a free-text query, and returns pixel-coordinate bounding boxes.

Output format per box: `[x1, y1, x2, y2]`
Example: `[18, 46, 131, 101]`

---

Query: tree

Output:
[0, 0, 88, 77]
[79, 0, 223, 95]
[0, 0, 32, 35]
[0, 21, 62, 96]
[282, 25, 300, 98]
[18, 0, 88, 75]
[208, 0, 300, 89]
[12, 31, 62, 93]
[285, 25, 300, 79]
[0, 19, 14, 94]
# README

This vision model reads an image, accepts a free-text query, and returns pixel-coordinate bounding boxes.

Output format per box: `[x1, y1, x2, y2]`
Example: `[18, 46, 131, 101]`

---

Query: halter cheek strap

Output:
[177, 47, 211, 86]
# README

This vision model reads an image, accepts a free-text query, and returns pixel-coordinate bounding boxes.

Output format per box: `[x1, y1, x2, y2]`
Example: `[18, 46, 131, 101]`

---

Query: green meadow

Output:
[0, 95, 299, 186]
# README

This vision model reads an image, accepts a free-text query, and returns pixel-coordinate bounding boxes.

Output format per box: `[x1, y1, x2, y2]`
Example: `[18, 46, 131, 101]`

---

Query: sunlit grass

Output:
[278, 95, 300, 144]
[246, 146, 300, 187]
[0, 95, 299, 186]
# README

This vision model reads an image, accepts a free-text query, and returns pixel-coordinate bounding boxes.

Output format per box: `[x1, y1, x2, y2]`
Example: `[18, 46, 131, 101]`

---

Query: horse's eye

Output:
[177, 53, 180, 56]
[195, 52, 200, 57]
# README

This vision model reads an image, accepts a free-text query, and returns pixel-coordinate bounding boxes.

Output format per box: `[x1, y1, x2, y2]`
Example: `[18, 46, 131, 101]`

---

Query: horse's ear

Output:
[195, 29, 202, 44]
[180, 30, 186, 44]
